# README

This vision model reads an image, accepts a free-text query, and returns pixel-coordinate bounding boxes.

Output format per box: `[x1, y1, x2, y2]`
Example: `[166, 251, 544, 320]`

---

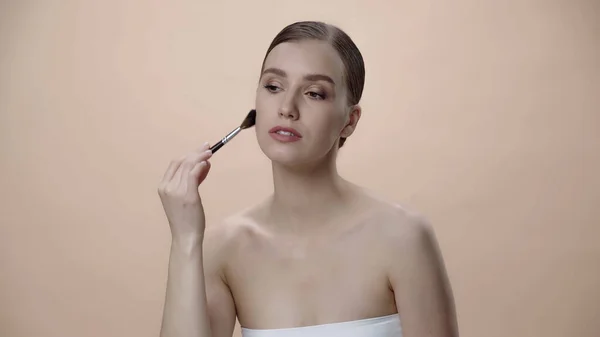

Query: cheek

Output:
[310, 112, 346, 143]
[324, 106, 348, 131]
[254, 93, 272, 130]
[254, 111, 268, 138]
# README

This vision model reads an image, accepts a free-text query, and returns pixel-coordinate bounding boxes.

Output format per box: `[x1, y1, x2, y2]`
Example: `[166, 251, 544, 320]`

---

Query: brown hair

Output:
[260, 21, 365, 148]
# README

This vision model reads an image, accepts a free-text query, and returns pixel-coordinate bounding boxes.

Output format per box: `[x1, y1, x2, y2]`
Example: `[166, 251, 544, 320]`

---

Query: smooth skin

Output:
[159, 40, 458, 337]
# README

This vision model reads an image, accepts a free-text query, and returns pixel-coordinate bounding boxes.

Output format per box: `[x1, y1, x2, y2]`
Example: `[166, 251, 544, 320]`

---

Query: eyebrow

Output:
[262, 67, 336, 85]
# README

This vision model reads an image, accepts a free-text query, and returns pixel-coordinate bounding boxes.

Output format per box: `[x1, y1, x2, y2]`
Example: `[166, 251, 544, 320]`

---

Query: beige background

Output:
[1, 1, 599, 336]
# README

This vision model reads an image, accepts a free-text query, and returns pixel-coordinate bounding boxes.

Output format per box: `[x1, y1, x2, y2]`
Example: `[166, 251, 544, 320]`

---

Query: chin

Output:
[256, 129, 338, 165]
[258, 140, 335, 171]
[259, 142, 307, 166]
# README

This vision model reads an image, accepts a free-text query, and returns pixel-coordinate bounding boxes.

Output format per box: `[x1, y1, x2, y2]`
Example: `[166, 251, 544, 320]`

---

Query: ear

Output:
[340, 105, 362, 138]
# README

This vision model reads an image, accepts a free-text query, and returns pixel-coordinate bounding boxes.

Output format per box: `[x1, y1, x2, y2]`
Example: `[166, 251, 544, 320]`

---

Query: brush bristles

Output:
[240, 109, 257, 129]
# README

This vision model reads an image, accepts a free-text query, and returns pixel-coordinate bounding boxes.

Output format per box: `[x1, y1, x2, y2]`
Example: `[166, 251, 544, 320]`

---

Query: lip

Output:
[269, 126, 303, 142]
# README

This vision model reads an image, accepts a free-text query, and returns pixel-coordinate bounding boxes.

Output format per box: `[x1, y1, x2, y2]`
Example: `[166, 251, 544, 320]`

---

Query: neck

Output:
[266, 155, 355, 230]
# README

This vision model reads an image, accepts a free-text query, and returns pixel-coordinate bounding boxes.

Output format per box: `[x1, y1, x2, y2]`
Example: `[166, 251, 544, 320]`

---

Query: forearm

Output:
[160, 236, 212, 337]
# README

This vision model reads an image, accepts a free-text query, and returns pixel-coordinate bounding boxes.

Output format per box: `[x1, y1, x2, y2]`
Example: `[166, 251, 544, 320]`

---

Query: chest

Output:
[225, 228, 396, 326]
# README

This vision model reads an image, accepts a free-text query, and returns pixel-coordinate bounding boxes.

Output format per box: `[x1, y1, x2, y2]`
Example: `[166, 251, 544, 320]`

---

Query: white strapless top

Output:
[241, 314, 402, 337]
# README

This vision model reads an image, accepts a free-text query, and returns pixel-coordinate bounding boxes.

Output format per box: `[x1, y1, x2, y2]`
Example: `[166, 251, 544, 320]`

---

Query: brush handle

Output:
[210, 127, 242, 154]
[209, 141, 225, 153]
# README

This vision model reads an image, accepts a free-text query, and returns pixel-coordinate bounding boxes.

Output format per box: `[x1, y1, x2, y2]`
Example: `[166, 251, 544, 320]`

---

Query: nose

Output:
[278, 93, 299, 120]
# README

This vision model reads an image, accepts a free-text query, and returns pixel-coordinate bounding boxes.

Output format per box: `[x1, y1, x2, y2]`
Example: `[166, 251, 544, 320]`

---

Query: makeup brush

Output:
[209, 109, 256, 154]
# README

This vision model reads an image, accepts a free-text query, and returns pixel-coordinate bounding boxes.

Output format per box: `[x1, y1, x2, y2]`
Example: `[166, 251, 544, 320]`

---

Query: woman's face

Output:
[254, 39, 360, 167]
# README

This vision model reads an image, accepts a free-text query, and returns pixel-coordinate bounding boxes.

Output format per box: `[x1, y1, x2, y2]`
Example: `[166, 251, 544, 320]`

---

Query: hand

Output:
[158, 142, 213, 241]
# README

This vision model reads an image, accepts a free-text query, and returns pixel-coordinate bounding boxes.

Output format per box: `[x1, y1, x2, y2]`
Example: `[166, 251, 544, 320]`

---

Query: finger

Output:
[197, 160, 211, 184]
[171, 148, 212, 185]
[177, 150, 211, 185]
[194, 142, 210, 154]
[188, 161, 208, 193]
[162, 142, 209, 183]
[162, 155, 186, 182]
[189, 161, 204, 179]
[175, 157, 195, 187]
[199, 149, 213, 162]
[172, 160, 185, 188]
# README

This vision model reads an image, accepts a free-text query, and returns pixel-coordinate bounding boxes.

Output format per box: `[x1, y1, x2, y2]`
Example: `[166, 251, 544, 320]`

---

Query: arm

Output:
[389, 219, 459, 337]
[160, 229, 236, 337]
[158, 144, 236, 337]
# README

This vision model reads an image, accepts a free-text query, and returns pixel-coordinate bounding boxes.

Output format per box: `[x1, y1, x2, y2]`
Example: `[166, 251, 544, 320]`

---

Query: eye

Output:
[306, 91, 326, 100]
[264, 84, 281, 93]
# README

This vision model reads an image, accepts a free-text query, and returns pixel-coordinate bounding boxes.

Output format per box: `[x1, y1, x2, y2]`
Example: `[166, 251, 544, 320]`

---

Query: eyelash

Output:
[263, 84, 326, 100]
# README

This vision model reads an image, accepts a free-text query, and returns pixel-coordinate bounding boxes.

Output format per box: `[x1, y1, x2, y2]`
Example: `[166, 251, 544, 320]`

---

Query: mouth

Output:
[269, 126, 302, 137]
[268, 126, 302, 142]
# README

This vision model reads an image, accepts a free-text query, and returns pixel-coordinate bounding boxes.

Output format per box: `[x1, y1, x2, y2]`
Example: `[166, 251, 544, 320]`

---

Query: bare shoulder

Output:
[202, 202, 267, 268]
[200, 210, 263, 337]
[363, 192, 444, 273]
[361, 192, 458, 336]
[358, 190, 436, 248]
[383, 205, 437, 256]
[377, 201, 444, 279]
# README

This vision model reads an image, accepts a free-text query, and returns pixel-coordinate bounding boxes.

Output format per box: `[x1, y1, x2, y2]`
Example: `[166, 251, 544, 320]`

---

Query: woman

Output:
[158, 21, 458, 337]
